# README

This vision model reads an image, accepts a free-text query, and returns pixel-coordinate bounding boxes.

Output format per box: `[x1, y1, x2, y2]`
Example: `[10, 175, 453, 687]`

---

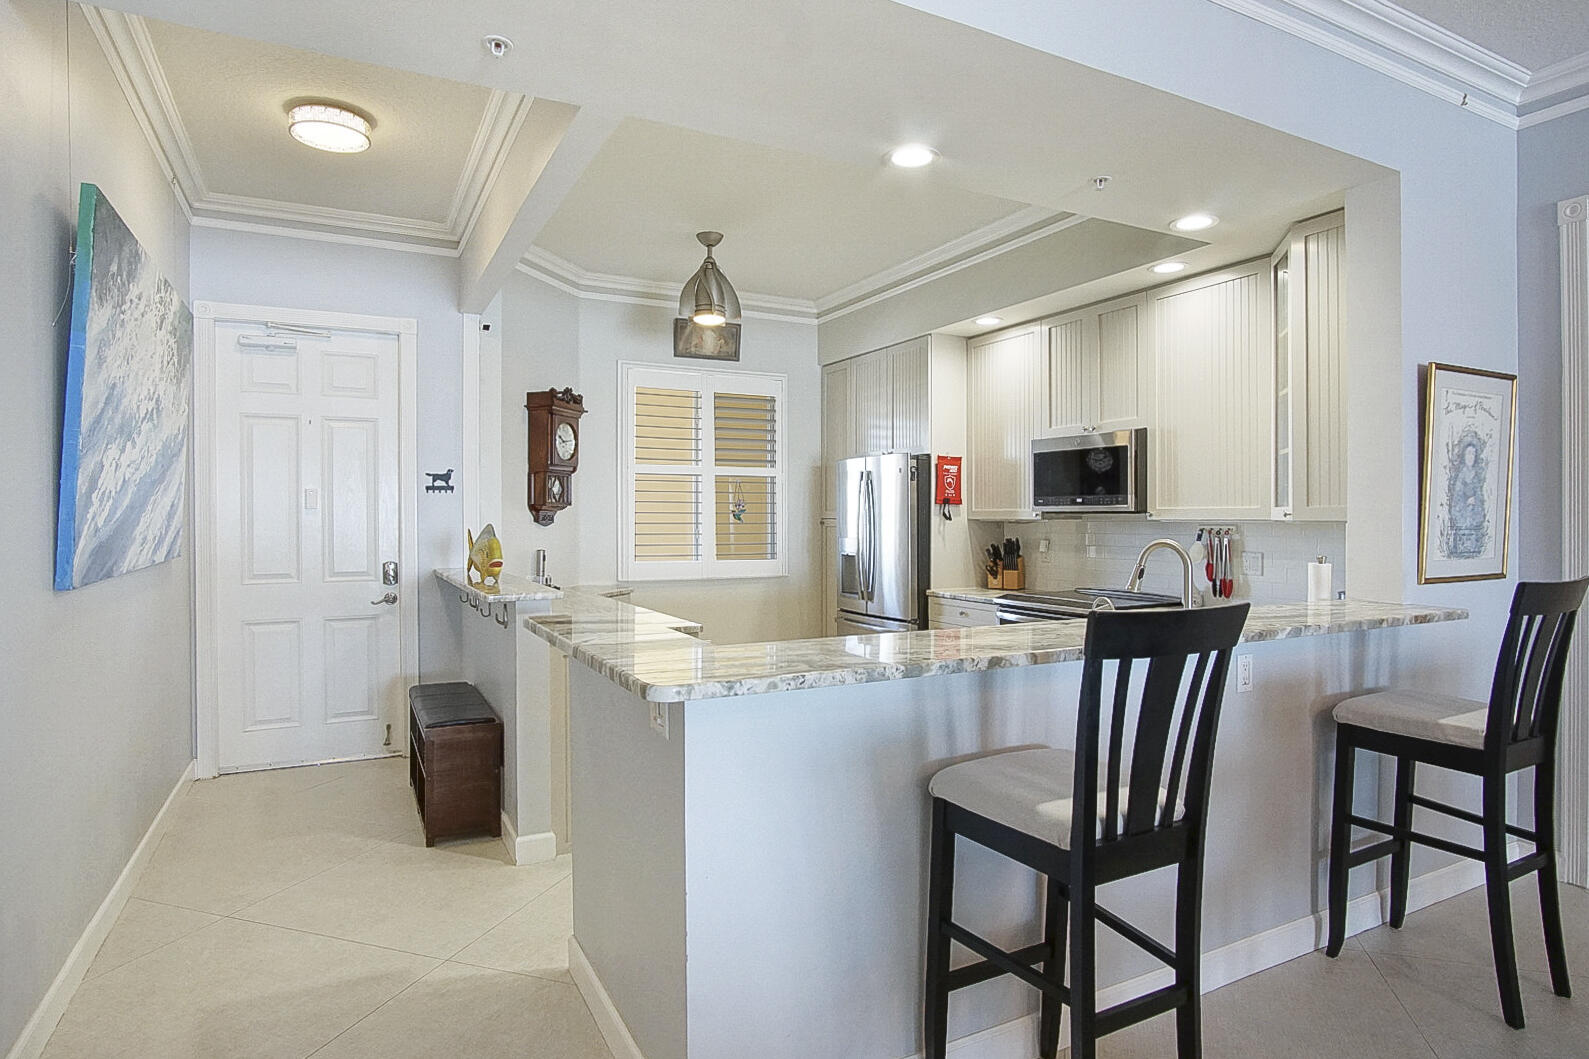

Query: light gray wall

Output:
[187, 227, 467, 677]
[1517, 109, 1589, 580]
[1, 1, 195, 1049]
[499, 270, 824, 643]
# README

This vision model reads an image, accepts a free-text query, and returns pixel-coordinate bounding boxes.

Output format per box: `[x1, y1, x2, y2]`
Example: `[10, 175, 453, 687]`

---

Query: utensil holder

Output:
[1000, 558, 1025, 591]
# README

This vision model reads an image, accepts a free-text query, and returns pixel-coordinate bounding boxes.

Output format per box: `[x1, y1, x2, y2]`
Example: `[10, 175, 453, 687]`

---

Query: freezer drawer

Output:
[835, 612, 919, 635]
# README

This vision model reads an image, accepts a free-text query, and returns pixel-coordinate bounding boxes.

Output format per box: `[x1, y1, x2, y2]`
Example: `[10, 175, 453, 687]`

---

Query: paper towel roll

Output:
[1307, 561, 1333, 603]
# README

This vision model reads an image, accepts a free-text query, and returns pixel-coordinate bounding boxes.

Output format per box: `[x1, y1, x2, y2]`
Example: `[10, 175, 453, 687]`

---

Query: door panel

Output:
[835, 457, 866, 614]
[242, 415, 301, 583]
[216, 321, 402, 771]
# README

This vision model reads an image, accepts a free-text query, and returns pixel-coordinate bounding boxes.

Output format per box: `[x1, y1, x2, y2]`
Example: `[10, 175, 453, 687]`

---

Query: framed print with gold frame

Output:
[1418, 362, 1516, 584]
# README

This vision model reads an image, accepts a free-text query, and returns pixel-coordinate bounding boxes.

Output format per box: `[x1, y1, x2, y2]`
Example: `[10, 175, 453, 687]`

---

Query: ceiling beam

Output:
[457, 101, 620, 314]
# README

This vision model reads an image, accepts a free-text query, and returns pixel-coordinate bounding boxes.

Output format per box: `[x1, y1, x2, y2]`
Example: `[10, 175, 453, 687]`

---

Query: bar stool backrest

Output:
[1073, 604, 1250, 856]
[1484, 578, 1589, 756]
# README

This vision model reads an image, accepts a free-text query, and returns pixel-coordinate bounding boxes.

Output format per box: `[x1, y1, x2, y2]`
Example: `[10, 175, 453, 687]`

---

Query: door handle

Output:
[370, 592, 398, 606]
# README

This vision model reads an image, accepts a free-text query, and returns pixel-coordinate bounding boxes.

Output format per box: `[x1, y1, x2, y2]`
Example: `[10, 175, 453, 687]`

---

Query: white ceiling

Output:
[142, 19, 496, 223]
[110, 0, 1391, 309]
[1390, 0, 1589, 71]
[534, 119, 1036, 303]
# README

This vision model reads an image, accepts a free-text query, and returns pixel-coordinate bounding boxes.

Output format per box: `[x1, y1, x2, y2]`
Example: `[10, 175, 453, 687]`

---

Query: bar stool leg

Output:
[1069, 871, 1097, 1059]
[1038, 874, 1068, 1059]
[1325, 732, 1355, 957]
[1174, 856, 1206, 1059]
[924, 799, 955, 1059]
[1389, 757, 1416, 929]
[1482, 775, 1526, 1029]
[1534, 760, 1573, 998]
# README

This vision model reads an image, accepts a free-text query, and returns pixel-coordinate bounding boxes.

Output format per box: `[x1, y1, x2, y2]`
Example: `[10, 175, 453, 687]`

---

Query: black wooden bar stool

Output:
[1325, 578, 1589, 1029]
[923, 604, 1249, 1059]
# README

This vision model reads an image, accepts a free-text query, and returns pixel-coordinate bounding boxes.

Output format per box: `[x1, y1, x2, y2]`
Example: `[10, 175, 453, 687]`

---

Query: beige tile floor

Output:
[42, 757, 613, 1059]
[41, 756, 1589, 1057]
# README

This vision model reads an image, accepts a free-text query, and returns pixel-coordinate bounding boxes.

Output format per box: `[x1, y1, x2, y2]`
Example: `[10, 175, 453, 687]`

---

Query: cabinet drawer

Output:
[928, 598, 999, 628]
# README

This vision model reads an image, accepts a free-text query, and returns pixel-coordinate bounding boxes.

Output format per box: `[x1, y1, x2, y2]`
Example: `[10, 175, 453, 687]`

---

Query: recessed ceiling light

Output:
[1169, 212, 1218, 232]
[1150, 262, 1188, 275]
[288, 103, 371, 154]
[887, 143, 939, 168]
[974, 315, 1003, 326]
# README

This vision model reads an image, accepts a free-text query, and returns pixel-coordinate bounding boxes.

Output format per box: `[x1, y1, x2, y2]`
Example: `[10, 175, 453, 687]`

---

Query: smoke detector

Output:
[483, 35, 513, 58]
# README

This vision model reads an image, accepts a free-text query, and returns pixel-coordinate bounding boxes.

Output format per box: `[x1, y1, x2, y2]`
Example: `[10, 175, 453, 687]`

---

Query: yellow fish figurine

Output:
[466, 524, 505, 593]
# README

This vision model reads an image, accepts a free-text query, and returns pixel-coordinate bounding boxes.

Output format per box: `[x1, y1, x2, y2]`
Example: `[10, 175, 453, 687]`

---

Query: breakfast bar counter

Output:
[547, 593, 1473, 1059]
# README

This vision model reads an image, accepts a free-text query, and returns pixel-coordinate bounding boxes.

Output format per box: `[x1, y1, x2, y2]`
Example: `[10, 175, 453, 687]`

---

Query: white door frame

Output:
[192, 301, 420, 779]
[1558, 194, 1589, 888]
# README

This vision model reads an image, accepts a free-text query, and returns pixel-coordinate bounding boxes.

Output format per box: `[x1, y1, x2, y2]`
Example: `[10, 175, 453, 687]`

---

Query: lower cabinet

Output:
[927, 597, 999, 629]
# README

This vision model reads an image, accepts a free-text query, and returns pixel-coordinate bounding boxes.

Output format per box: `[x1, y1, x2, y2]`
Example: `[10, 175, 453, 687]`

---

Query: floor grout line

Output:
[441, 870, 573, 962]
[1358, 946, 1442, 1057]
[301, 953, 448, 1058]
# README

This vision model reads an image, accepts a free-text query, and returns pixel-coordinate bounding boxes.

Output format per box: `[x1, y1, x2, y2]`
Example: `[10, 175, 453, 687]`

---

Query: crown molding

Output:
[81, 6, 526, 248]
[517, 209, 1091, 326]
[1203, 0, 1589, 130]
[812, 205, 1059, 314]
[518, 247, 819, 321]
[190, 215, 463, 257]
[1522, 51, 1589, 108]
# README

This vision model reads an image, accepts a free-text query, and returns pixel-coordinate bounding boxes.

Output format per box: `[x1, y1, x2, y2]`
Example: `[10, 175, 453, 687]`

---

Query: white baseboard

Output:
[500, 810, 558, 865]
[570, 937, 645, 1059]
[6, 760, 195, 1059]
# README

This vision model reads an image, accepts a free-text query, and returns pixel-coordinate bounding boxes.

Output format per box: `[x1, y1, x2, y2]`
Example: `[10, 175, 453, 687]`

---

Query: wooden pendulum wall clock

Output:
[526, 387, 585, 526]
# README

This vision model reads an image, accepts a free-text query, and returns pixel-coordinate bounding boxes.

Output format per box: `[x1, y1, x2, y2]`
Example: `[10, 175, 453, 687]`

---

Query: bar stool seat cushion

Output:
[1332, 689, 1488, 749]
[928, 748, 1183, 847]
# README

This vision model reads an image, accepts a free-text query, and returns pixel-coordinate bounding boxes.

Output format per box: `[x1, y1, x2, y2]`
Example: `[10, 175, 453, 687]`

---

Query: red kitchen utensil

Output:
[1221, 530, 1234, 598]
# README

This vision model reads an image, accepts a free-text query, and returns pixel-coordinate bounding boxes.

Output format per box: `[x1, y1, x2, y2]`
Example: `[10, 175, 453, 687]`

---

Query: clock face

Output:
[548, 475, 565, 503]
[554, 422, 577, 462]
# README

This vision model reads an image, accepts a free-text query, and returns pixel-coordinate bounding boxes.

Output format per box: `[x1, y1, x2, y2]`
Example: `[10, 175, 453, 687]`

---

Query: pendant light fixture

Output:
[678, 231, 740, 327]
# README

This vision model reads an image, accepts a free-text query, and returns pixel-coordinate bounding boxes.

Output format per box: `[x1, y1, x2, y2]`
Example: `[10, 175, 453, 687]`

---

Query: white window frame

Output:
[619, 361, 788, 581]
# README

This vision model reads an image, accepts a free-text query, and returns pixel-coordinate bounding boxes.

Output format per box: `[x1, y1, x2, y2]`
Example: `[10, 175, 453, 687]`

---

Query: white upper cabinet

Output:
[1148, 263, 1273, 520]
[967, 323, 1046, 520]
[888, 336, 931, 455]
[821, 360, 853, 517]
[849, 351, 892, 456]
[1043, 294, 1148, 436]
[1272, 211, 1346, 521]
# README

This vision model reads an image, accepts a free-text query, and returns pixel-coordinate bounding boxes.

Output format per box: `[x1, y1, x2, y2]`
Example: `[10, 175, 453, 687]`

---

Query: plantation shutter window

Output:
[620, 364, 787, 580]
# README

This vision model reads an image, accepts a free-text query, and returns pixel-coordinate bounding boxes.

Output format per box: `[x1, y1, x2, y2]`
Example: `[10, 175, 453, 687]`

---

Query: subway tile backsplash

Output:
[996, 518, 1346, 606]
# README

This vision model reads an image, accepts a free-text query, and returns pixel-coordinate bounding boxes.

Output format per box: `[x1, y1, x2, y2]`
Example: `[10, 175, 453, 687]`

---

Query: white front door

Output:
[213, 319, 404, 771]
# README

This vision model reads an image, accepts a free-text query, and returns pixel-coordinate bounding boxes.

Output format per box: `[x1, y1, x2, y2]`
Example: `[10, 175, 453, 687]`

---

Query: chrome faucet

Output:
[1126, 538, 1197, 609]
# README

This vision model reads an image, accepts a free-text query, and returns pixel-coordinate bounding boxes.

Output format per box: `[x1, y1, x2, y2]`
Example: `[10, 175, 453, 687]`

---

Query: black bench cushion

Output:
[408, 682, 498, 729]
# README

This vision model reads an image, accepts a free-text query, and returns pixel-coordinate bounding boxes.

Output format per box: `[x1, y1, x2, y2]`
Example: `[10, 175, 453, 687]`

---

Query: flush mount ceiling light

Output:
[1169, 212, 1218, 232]
[887, 143, 939, 168]
[287, 103, 372, 154]
[678, 231, 740, 328]
[1150, 261, 1188, 275]
[974, 315, 1003, 326]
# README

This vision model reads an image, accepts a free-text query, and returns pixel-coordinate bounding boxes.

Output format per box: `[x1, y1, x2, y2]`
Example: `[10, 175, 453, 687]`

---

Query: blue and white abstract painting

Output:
[55, 184, 192, 591]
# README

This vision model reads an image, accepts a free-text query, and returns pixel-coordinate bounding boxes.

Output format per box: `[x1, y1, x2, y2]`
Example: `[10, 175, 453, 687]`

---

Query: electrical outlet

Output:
[650, 701, 669, 737]
[1039, 537, 1053, 563]
[1242, 550, 1263, 576]
[1237, 654, 1254, 693]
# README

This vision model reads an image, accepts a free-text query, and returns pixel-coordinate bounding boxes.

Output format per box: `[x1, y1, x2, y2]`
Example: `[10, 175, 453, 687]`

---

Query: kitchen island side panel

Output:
[569, 664, 688, 1059]
[676, 623, 1466, 1058]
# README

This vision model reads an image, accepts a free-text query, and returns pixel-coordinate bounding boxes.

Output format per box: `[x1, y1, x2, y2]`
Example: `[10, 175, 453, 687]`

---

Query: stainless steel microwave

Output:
[1031, 428, 1147, 513]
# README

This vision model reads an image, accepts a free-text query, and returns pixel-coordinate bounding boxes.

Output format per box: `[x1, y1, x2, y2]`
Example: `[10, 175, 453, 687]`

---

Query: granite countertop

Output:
[927, 587, 1008, 604]
[523, 588, 705, 654]
[541, 597, 1467, 703]
[434, 568, 564, 605]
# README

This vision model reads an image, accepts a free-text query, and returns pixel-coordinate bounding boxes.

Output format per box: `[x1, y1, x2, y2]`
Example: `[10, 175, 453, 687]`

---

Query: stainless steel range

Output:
[993, 588, 1182, 625]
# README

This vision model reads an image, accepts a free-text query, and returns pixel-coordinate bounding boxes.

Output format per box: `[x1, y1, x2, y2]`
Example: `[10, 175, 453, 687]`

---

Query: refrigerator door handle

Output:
[856, 472, 870, 602]
[865, 471, 878, 600]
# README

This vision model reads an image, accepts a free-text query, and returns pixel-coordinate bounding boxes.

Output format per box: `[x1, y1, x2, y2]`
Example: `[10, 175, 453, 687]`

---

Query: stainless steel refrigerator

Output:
[835, 453, 931, 634]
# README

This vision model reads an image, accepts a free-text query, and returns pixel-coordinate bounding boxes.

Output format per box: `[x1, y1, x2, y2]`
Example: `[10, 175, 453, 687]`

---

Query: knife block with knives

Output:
[986, 538, 1026, 590]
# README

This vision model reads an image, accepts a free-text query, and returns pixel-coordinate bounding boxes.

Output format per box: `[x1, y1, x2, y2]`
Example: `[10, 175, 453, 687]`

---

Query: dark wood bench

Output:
[408, 682, 503, 847]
